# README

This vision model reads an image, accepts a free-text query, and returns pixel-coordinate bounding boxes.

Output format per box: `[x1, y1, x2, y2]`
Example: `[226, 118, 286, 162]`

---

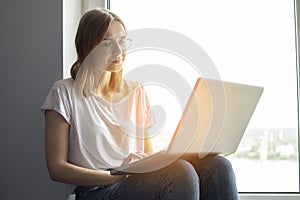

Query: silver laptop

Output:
[109, 78, 263, 175]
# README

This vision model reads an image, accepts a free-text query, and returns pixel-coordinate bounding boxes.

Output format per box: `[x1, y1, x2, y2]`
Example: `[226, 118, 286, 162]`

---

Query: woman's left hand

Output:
[122, 151, 148, 166]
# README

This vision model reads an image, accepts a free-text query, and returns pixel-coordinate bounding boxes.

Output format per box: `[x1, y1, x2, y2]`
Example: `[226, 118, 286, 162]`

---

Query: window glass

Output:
[110, 0, 299, 192]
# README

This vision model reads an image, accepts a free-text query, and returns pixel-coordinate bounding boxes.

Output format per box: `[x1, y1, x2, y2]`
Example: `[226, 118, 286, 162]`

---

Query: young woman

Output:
[41, 8, 239, 200]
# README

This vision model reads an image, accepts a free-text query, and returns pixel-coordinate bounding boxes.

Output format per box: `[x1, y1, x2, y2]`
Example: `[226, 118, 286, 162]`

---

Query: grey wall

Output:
[0, 0, 65, 199]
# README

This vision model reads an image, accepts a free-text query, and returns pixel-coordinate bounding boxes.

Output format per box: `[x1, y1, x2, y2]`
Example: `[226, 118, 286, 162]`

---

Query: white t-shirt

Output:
[41, 78, 153, 193]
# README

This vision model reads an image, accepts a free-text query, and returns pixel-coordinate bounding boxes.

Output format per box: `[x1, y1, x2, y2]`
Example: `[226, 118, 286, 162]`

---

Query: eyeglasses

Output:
[100, 37, 132, 51]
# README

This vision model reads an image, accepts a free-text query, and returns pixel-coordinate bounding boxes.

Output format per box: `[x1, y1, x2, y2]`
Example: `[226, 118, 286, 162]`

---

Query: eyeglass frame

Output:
[100, 36, 133, 52]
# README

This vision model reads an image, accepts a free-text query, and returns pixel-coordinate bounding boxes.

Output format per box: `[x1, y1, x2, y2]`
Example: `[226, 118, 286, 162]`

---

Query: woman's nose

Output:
[112, 41, 122, 57]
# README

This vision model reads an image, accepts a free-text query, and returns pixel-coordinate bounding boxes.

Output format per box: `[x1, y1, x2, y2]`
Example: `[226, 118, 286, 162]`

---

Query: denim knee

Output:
[201, 156, 239, 199]
[165, 159, 200, 200]
[205, 156, 236, 179]
[169, 159, 199, 182]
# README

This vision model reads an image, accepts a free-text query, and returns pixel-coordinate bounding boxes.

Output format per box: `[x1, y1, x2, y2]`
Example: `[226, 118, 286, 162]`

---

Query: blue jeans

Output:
[74, 155, 238, 200]
[183, 155, 239, 200]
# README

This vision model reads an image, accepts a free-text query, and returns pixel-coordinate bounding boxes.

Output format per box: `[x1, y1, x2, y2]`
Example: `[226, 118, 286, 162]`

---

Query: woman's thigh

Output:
[75, 159, 199, 200]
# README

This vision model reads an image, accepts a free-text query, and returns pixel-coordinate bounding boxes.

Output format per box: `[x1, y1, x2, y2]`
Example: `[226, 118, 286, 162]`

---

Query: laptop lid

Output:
[166, 78, 263, 158]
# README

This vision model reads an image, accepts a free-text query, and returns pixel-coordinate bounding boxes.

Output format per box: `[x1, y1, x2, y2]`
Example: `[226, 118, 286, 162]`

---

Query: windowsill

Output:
[239, 193, 300, 200]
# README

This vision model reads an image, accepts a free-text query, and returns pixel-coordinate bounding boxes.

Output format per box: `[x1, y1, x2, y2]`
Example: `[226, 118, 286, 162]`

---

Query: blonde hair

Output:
[71, 8, 125, 97]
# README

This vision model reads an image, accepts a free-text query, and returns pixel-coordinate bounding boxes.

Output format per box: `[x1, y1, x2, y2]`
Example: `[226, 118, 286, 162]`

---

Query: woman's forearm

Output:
[47, 161, 124, 186]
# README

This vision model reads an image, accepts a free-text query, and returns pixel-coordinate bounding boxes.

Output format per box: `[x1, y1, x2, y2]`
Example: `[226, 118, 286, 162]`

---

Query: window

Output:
[63, 0, 107, 78]
[109, 0, 300, 195]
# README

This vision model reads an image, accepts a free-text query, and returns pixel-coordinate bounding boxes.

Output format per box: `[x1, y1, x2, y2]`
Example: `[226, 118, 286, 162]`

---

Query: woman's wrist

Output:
[98, 170, 125, 185]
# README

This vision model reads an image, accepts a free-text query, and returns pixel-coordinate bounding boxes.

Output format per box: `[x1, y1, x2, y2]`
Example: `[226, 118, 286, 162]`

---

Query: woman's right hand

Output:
[107, 171, 127, 184]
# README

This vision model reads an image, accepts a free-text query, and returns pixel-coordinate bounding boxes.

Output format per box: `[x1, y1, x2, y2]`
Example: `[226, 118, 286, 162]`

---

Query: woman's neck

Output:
[96, 71, 112, 94]
[95, 71, 125, 102]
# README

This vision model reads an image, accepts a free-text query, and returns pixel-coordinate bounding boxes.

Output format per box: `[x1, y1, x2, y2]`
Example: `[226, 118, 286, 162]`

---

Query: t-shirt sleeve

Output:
[143, 88, 155, 129]
[40, 81, 72, 124]
[135, 84, 156, 129]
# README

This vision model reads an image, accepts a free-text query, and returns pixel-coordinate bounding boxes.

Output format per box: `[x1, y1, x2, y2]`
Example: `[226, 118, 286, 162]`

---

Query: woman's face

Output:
[103, 21, 127, 72]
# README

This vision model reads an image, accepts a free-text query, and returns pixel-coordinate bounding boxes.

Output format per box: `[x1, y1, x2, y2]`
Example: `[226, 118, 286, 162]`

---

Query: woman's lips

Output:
[112, 59, 123, 64]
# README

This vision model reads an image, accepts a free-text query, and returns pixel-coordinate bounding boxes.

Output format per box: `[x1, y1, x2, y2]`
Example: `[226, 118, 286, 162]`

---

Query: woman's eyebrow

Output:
[104, 32, 127, 39]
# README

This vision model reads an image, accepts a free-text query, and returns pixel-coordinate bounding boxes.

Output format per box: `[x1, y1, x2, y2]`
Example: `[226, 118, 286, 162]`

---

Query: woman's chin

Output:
[106, 63, 123, 72]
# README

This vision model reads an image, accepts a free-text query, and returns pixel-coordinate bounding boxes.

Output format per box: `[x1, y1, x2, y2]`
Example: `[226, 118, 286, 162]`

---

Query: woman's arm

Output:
[143, 129, 153, 154]
[45, 110, 124, 186]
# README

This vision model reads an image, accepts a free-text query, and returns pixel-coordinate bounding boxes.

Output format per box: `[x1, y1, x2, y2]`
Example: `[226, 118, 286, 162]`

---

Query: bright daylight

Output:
[110, 0, 299, 193]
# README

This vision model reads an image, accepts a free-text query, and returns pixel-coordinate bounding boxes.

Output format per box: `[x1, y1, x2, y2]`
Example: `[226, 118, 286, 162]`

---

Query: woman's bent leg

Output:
[75, 159, 199, 200]
[183, 154, 239, 200]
